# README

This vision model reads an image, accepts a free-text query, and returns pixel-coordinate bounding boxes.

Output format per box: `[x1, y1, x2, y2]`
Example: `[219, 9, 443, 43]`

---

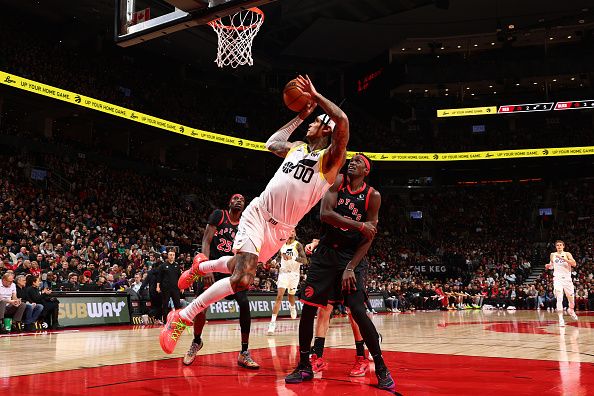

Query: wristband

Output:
[345, 268, 354, 272]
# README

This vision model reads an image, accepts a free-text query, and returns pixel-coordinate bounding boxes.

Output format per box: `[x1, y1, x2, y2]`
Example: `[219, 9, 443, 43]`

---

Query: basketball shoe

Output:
[285, 363, 314, 384]
[183, 340, 204, 365]
[238, 351, 260, 369]
[568, 308, 579, 321]
[160, 309, 192, 354]
[178, 253, 208, 290]
[310, 353, 328, 373]
[267, 321, 276, 335]
[290, 305, 297, 319]
[376, 366, 396, 392]
[349, 356, 370, 377]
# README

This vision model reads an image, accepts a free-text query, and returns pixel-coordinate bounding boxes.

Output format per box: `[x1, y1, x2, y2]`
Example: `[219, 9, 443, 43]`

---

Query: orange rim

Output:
[208, 7, 264, 32]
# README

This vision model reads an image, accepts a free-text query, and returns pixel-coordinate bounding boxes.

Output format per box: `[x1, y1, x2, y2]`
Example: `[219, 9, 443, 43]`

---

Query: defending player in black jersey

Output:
[182, 194, 259, 369]
[285, 154, 395, 392]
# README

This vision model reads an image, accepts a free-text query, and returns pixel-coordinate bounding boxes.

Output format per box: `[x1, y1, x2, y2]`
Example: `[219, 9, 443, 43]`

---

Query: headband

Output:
[354, 153, 371, 171]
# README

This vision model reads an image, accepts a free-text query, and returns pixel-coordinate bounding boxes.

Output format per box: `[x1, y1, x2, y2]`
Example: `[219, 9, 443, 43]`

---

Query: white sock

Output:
[290, 303, 296, 310]
[271, 314, 277, 323]
[199, 255, 233, 274]
[180, 277, 234, 321]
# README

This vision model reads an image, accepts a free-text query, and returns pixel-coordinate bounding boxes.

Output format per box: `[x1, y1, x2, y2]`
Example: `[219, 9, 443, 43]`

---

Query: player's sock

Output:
[241, 342, 249, 353]
[199, 255, 233, 274]
[180, 277, 234, 321]
[271, 314, 277, 323]
[355, 340, 365, 357]
[193, 335, 202, 344]
[312, 337, 325, 357]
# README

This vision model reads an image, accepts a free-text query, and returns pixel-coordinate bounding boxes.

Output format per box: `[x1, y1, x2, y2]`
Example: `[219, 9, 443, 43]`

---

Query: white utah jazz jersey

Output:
[552, 252, 572, 278]
[279, 240, 302, 274]
[259, 144, 331, 226]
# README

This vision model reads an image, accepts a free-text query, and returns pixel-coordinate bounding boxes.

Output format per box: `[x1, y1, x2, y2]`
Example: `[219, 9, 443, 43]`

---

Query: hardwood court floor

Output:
[3, 310, 594, 395]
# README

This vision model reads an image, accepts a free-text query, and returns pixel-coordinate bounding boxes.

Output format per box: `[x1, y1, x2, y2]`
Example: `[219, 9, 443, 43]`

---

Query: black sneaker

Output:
[376, 367, 395, 392]
[285, 363, 314, 384]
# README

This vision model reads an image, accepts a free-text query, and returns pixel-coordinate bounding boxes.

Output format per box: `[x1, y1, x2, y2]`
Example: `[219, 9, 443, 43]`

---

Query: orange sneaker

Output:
[178, 253, 208, 290]
[310, 354, 328, 373]
[159, 309, 192, 354]
[349, 356, 370, 377]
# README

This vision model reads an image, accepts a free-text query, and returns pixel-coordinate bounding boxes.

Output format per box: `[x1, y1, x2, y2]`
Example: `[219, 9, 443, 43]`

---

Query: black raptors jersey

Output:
[207, 209, 238, 260]
[319, 178, 374, 255]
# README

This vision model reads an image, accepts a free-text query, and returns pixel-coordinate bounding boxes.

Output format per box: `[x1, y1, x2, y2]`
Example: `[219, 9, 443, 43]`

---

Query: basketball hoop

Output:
[208, 7, 264, 68]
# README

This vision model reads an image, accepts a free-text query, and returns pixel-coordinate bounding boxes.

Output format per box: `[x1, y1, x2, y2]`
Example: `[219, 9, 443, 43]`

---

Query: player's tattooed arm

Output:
[266, 102, 316, 158]
[295, 242, 308, 264]
[295, 75, 349, 176]
[265, 117, 304, 157]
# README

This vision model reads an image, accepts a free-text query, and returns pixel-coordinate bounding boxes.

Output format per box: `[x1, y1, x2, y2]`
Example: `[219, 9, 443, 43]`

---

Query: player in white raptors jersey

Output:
[160, 75, 351, 355]
[268, 229, 307, 335]
[545, 240, 578, 326]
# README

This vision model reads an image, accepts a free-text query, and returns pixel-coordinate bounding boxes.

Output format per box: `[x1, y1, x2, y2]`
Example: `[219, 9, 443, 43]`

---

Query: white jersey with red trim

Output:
[552, 252, 572, 279]
[259, 143, 331, 226]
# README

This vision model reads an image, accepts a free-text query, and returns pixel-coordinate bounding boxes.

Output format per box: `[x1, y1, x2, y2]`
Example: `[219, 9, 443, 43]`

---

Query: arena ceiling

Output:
[3, 0, 594, 67]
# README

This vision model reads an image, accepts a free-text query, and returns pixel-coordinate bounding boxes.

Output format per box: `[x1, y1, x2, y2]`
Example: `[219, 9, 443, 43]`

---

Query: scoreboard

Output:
[438, 100, 594, 117]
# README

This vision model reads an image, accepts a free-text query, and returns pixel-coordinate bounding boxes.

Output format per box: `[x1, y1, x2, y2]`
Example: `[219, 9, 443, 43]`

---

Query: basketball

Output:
[283, 79, 311, 112]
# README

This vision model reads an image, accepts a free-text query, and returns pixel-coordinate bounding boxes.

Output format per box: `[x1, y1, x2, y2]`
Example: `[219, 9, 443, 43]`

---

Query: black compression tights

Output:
[235, 292, 251, 335]
[298, 304, 318, 353]
[345, 291, 382, 358]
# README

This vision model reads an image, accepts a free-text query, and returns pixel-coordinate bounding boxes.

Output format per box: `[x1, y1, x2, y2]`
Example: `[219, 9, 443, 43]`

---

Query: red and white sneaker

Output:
[310, 354, 328, 373]
[178, 253, 208, 290]
[349, 356, 370, 377]
[159, 309, 192, 354]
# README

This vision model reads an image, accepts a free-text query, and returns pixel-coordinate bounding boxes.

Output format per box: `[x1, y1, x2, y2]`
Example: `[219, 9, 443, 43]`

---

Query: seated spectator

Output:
[576, 287, 589, 311]
[25, 275, 60, 329]
[14, 274, 44, 331]
[0, 273, 26, 333]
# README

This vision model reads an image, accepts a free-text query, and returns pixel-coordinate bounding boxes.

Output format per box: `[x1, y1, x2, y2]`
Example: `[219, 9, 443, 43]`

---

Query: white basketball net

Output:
[208, 8, 264, 68]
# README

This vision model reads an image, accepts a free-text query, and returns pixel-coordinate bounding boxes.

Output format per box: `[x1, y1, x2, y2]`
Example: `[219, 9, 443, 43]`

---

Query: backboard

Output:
[115, 0, 276, 47]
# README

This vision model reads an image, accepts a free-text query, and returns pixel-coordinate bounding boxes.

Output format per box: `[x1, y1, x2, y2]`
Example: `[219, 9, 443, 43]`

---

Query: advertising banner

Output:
[57, 293, 131, 327]
[184, 293, 387, 320]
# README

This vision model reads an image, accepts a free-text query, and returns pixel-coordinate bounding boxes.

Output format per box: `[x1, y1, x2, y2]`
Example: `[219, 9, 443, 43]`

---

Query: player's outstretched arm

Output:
[266, 101, 317, 158]
[295, 75, 349, 179]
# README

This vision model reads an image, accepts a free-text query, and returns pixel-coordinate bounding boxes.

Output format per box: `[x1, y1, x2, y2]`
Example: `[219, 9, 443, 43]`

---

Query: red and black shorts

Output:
[299, 244, 368, 308]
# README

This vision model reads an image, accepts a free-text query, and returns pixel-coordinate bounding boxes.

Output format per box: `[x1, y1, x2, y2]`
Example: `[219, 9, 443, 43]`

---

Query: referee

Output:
[157, 250, 182, 322]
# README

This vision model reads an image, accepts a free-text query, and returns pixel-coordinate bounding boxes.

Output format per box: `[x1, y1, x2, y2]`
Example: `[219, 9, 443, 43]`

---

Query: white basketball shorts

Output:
[277, 272, 300, 295]
[232, 198, 294, 263]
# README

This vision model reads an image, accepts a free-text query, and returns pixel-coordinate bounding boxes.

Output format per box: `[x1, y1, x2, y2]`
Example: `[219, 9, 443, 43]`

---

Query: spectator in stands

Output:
[0, 273, 26, 332]
[14, 274, 44, 331]
[526, 285, 538, 309]
[25, 275, 60, 329]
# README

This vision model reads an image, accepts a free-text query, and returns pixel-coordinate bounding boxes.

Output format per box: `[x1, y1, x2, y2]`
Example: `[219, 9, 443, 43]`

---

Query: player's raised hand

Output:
[298, 99, 317, 120]
[359, 221, 377, 240]
[295, 75, 319, 99]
